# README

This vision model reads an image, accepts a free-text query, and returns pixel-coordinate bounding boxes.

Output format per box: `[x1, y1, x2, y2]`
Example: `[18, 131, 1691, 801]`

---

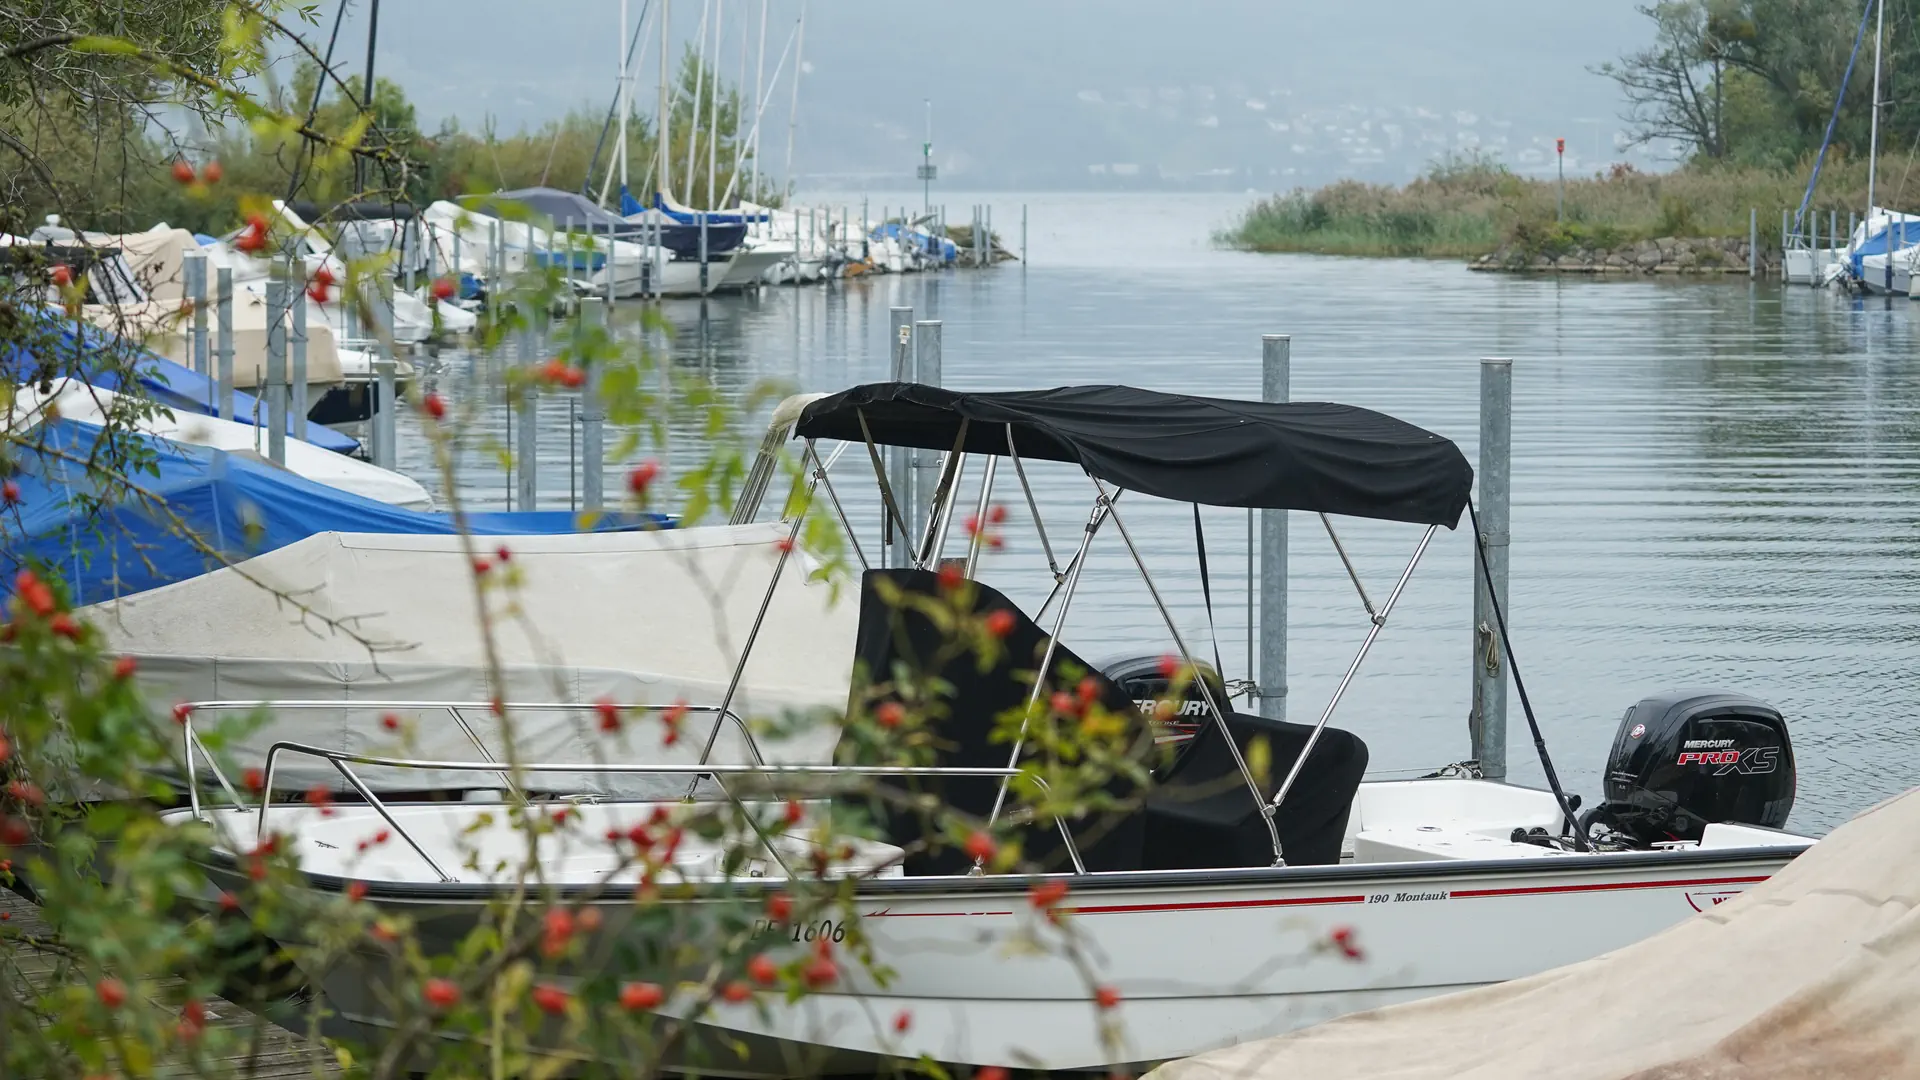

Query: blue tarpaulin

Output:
[1, 419, 666, 606]
[1, 309, 362, 455]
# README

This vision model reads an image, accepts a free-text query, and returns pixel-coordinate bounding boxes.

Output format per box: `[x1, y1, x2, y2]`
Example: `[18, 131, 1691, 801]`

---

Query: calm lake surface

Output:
[406, 191, 1920, 835]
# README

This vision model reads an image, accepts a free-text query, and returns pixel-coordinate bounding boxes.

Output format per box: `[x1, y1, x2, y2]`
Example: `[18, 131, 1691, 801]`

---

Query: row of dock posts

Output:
[178, 247, 403, 469]
[1246, 339, 1512, 782]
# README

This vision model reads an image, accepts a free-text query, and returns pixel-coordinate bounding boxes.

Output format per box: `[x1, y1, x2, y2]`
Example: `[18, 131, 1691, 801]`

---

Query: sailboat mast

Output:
[684, 0, 711, 206]
[658, 0, 672, 201]
[1867, 0, 1884, 215]
[747, 0, 768, 212]
[784, 1, 806, 195]
[619, 0, 630, 190]
[708, 0, 724, 208]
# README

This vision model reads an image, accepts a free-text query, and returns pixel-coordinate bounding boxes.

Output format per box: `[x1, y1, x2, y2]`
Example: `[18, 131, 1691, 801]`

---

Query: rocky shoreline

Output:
[1469, 235, 1780, 275]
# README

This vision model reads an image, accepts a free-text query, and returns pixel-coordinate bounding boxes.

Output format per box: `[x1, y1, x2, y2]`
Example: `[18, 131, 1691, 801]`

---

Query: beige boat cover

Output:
[80, 293, 346, 390]
[86, 523, 856, 795]
[1149, 788, 1920, 1080]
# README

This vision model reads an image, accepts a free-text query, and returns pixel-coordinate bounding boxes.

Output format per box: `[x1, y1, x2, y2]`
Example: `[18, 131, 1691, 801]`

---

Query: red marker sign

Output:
[1556, 137, 1566, 155]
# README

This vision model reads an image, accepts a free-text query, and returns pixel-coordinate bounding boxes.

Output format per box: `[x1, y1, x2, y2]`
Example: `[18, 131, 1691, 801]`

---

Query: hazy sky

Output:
[298, 1, 1660, 191]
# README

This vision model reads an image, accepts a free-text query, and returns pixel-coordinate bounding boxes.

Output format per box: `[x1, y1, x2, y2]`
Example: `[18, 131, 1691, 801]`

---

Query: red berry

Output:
[304, 785, 332, 810]
[560, 366, 585, 389]
[529, 980, 564, 1014]
[987, 504, 1009, 525]
[802, 956, 837, 989]
[720, 980, 752, 1003]
[937, 562, 964, 591]
[1, 480, 18, 505]
[765, 893, 793, 921]
[374, 829, 390, 844]
[172, 703, 193, 725]
[893, 1009, 912, 1033]
[543, 907, 575, 942]
[747, 953, 778, 985]
[346, 881, 367, 902]
[964, 513, 981, 536]
[201, 160, 223, 184]
[783, 799, 804, 826]
[49, 613, 80, 640]
[627, 459, 660, 495]
[471, 556, 491, 576]
[420, 392, 447, 421]
[177, 998, 207, 1040]
[620, 981, 664, 1011]
[306, 266, 335, 305]
[235, 214, 269, 253]
[1029, 879, 1070, 909]
[875, 701, 905, 729]
[495, 545, 512, 563]
[217, 891, 240, 913]
[595, 697, 621, 733]
[6, 781, 44, 807]
[96, 977, 127, 1009]
[774, 536, 796, 554]
[1330, 924, 1364, 960]
[242, 767, 265, 793]
[1050, 690, 1078, 717]
[978, 1069, 1010, 1080]
[0, 816, 29, 847]
[1157, 654, 1181, 680]
[423, 977, 459, 1009]
[50, 265, 72, 287]
[172, 159, 196, 184]
[380, 712, 400, 731]
[0, 733, 8, 764]
[577, 906, 602, 933]
[964, 831, 997, 863]
[1094, 985, 1121, 1009]
[983, 610, 1015, 638]
[431, 276, 456, 301]
[112, 655, 136, 679]
[1077, 676, 1102, 707]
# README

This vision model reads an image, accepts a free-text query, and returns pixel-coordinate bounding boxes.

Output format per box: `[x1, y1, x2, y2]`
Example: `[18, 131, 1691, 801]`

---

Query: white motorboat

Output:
[10, 379, 431, 509]
[163, 383, 1814, 1074]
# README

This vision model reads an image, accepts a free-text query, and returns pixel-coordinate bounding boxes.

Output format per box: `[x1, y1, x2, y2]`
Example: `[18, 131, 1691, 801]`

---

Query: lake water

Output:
[406, 192, 1920, 835]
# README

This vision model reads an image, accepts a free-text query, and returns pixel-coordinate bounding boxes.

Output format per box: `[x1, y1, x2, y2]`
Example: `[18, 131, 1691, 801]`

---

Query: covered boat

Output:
[465, 186, 745, 260]
[162, 382, 1815, 1074]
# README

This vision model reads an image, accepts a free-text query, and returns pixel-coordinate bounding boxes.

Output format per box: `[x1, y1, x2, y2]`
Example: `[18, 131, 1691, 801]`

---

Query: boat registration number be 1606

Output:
[752, 917, 849, 943]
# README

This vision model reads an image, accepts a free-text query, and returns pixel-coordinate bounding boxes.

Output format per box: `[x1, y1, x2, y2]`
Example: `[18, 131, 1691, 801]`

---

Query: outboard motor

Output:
[1581, 689, 1795, 848]
[1101, 656, 1228, 771]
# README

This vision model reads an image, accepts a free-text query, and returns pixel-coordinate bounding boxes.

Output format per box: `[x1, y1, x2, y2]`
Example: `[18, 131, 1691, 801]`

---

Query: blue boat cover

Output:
[1850, 219, 1920, 277]
[1, 309, 361, 455]
[873, 222, 959, 263]
[1, 418, 666, 606]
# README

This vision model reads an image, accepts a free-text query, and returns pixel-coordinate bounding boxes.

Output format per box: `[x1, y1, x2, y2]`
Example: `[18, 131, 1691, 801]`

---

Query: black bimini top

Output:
[796, 383, 1474, 527]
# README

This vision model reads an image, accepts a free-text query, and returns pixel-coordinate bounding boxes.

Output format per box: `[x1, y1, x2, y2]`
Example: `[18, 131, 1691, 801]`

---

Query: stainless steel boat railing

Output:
[178, 717, 1087, 882]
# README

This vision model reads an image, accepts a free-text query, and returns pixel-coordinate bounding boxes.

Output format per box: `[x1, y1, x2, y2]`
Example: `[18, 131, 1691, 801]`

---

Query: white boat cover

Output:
[1148, 787, 1920, 1080]
[9, 380, 432, 509]
[88, 523, 855, 795]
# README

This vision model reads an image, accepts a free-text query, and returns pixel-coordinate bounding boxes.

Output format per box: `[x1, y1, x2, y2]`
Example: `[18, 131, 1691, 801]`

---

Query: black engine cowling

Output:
[1583, 689, 1795, 847]
[1100, 655, 1227, 770]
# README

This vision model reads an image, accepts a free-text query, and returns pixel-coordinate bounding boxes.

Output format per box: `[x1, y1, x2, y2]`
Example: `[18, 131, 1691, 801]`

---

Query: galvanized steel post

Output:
[291, 269, 309, 442]
[1471, 357, 1512, 781]
[887, 307, 915, 569]
[1256, 334, 1289, 721]
[912, 320, 943, 519]
[264, 270, 289, 465]
[215, 266, 235, 420]
[1749, 208, 1757, 278]
[184, 251, 208, 378]
[518, 325, 538, 510]
[372, 354, 396, 470]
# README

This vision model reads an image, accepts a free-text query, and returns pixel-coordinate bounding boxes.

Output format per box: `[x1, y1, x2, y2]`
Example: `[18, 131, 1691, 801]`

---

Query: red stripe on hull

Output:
[1449, 874, 1770, 900]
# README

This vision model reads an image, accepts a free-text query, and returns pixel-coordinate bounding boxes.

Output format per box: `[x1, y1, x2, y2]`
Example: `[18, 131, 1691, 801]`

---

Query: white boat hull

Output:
[176, 776, 1807, 1075]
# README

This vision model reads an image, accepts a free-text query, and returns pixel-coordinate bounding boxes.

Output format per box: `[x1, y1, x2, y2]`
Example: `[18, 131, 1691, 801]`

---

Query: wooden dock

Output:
[1, 888, 341, 1078]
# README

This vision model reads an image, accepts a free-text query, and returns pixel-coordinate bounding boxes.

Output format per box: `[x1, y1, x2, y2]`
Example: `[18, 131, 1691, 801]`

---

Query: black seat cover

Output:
[841, 568, 1366, 873]
[842, 569, 1151, 875]
[1142, 711, 1367, 868]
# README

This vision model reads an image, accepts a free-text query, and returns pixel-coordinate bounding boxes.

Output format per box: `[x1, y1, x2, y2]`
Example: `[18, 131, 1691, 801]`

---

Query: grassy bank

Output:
[1220, 153, 1908, 259]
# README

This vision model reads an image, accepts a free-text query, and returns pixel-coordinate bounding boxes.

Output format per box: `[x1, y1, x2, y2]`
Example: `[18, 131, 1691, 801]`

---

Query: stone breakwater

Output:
[1470, 235, 1781, 275]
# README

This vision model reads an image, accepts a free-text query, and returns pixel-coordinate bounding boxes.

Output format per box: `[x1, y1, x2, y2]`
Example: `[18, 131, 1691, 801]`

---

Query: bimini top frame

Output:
[730, 382, 1474, 867]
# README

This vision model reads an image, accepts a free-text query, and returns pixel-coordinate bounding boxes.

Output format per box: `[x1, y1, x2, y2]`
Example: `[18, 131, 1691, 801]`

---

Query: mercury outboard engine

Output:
[1101, 656, 1228, 773]
[1580, 689, 1795, 848]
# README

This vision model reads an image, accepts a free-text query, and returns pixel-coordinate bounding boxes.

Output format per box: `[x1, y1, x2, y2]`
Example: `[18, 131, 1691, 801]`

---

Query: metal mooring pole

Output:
[264, 269, 289, 465]
[886, 307, 915, 569]
[912, 319, 943, 521]
[215, 266, 235, 420]
[1471, 357, 1512, 781]
[1256, 334, 1290, 721]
